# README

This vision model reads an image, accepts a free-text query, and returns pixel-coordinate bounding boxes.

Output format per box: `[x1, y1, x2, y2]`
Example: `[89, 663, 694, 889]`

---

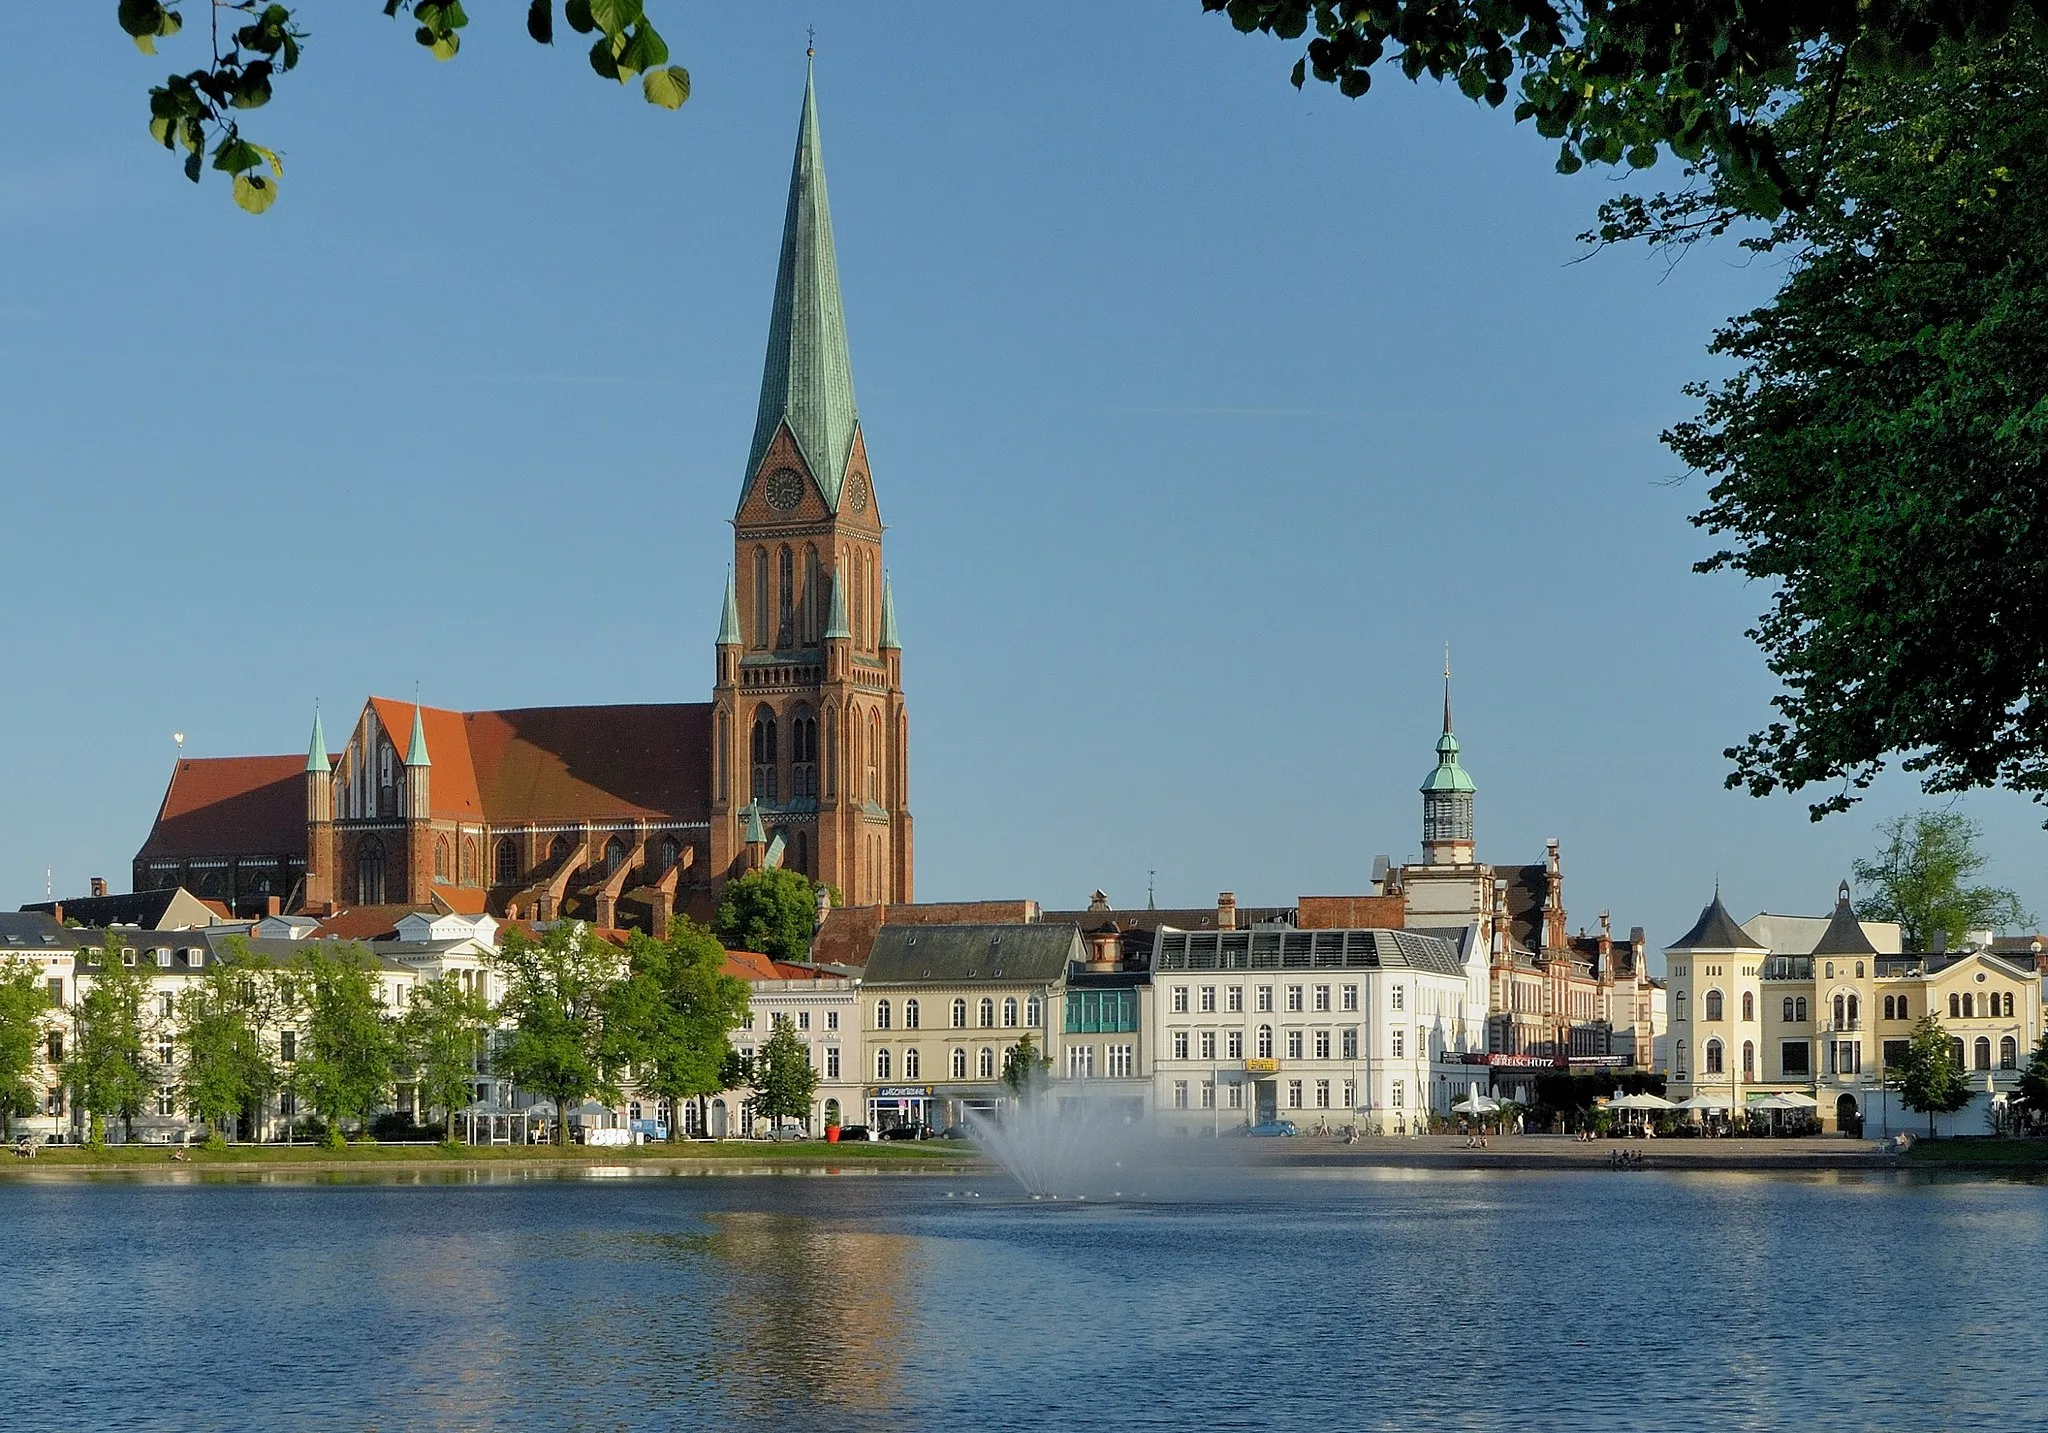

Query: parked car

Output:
[935, 1124, 973, 1141]
[835, 1124, 878, 1142]
[1242, 1119, 1299, 1138]
[768, 1124, 808, 1142]
[880, 1124, 932, 1141]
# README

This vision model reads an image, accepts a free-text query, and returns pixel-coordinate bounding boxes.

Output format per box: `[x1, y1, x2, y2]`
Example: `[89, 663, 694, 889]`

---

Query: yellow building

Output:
[1666, 884, 2041, 1135]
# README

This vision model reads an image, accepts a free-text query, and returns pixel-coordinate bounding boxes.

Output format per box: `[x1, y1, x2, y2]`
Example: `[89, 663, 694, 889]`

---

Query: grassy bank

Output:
[0, 1138, 975, 1176]
[1905, 1138, 2048, 1167]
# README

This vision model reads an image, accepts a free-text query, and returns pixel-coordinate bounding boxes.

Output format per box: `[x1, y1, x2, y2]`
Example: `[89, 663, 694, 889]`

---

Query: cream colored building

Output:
[1666, 884, 2042, 1135]
[858, 923, 1080, 1131]
[717, 958, 863, 1136]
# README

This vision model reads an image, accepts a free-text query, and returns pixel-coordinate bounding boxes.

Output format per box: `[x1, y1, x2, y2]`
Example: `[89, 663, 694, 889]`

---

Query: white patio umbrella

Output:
[1672, 1094, 1730, 1110]
[1775, 1091, 1819, 1109]
[1452, 1080, 1501, 1115]
[1609, 1093, 1677, 1111]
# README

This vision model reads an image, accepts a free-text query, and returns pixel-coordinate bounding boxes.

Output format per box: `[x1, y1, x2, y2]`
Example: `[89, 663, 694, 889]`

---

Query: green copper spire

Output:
[305, 705, 330, 775]
[744, 58, 859, 511]
[718, 567, 741, 646]
[878, 572, 900, 650]
[1420, 659, 1474, 795]
[406, 703, 432, 769]
[744, 800, 768, 846]
[823, 567, 851, 640]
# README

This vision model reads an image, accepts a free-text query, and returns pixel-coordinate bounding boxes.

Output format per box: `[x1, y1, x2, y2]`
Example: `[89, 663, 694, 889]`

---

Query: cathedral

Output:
[131, 66, 914, 928]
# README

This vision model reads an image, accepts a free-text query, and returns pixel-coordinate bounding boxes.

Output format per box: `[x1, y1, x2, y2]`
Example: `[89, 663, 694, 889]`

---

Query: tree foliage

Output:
[1001, 1031, 1051, 1094]
[1893, 1014, 1975, 1133]
[488, 921, 631, 1145]
[1851, 811, 2031, 949]
[751, 1014, 819, 1131]
[0, 962, 51, 1139]
[117, 1, 688, 213]
[713, 869, 820, 964]
[398, 972, 493, 1141]
[176, 940, 279, 1139]
[65, 934, 160, 1143]
[2018, 1032, 2048, 1127]
[293, 942, 400, 1140]
[1605, 39, 2048, 817]
[610, 921, 750, 1141]
[1204, 1, 2047, 220]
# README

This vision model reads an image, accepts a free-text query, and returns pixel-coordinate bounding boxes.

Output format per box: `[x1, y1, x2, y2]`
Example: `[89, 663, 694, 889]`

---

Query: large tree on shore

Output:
[65, 934, 160, 1144]
[1852, 812, 2031, 950]
[1893, 1015, 1975, 1135]
[399, 973, 494, 1142]
[293, 942, 401, 1143]
[751, 1015, 820, 1133]
[176, 941, 280, 1142]
[0, 963, 51, 1140]
[115, 1, 690, 212]
[611, 922, 751, 1142]
[488, 922, 632, 1145]
[1600, 37, 2048, 819]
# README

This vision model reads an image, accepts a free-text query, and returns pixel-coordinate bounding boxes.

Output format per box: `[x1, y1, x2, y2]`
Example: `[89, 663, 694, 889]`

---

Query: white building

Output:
[1146, 924, 1481, 1133]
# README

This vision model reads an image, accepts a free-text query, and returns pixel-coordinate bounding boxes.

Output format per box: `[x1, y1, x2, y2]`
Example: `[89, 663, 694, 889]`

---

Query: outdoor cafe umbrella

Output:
[1608, 1091, 1675, 1133]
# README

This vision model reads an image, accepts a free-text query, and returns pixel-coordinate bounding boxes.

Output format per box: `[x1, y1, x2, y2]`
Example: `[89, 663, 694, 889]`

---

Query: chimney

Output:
[1217, 892, 1237, 932]
[814, 883, 831, 928]
[90, 876, 107, 898]
[266, 896, 282, 918]
[51, 904, 62, 925]
[1088, 928, 1120, 972]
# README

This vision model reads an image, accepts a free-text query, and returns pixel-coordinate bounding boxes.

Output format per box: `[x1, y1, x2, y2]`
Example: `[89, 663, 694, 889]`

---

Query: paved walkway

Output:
[1262, 1133, 1901, 1171]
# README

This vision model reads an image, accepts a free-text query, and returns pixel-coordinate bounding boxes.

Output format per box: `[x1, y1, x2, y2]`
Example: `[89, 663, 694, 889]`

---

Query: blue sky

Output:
[3, 4, 2042, 949]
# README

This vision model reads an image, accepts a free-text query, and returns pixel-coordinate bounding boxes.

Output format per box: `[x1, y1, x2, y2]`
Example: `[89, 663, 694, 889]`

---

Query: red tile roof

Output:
[722, 949, 815, 982]
[365, 697, 713, 824]
[136, 756, 306, 862]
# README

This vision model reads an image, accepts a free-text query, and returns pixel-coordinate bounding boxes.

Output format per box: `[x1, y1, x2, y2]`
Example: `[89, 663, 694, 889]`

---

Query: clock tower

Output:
[710, 58, 912, 906]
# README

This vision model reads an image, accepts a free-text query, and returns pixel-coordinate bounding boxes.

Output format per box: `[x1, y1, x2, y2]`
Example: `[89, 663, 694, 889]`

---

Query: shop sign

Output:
[1242, 1058, 1279, 1075]
[874, 1086, 933, 1098]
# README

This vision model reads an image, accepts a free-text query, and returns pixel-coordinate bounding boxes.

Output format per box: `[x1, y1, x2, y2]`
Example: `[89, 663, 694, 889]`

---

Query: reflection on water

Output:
[0, 1168, 2044, 1431]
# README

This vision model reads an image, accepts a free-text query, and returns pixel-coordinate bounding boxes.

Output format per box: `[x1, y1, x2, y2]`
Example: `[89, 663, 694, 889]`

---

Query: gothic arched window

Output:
[496, 838, 519, 885]
[791, 707, 818, 799]
[659, 836, 681, 871]
[791, 830, 808, 875]
[604, 837, 627, 876]
[804, 545, 821, 642]
[549, 834, 572, 865]
[778, 545, 795, 647]
[751, 707, 779, 803]
[753, 547, 769, 648]
[356, 837, 386, 905]
[867, 709, 881, 803]
[434, 836, 450, 882]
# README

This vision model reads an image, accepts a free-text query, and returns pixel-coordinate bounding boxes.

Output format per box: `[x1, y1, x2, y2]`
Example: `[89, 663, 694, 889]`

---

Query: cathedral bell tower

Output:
[710, 57, 913, 905]
[1420, 656, 1476, 865]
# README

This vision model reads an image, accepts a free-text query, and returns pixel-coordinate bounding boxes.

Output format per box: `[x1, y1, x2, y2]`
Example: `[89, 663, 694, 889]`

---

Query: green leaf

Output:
[643, 65, 691, 109]
[212, 137, 262, 174]
[589, 36, 622, 81]
[183, 150, 202, 184]
[133, 34, 157, 56]
[117, 0, 165, 39]
[251, 143, 284, 178]
[618, 25, 668, 75]
[564, 0, 595, 34]
[527, 0, 554, 44]
[431, 31, 461, 61]
[589, 0, 644, 37]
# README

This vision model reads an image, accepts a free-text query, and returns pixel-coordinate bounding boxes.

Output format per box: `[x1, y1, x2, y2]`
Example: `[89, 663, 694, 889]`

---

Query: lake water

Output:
[0, 1165, 2040, 1431]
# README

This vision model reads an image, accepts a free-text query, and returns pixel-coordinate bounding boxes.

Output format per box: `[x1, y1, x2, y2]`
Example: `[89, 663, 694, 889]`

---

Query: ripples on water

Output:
[0, 1166, 2041, 1431]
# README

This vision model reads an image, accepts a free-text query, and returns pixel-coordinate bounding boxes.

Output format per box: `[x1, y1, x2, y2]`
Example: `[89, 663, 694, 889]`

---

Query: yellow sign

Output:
[1243, 1058, 1279, 1075]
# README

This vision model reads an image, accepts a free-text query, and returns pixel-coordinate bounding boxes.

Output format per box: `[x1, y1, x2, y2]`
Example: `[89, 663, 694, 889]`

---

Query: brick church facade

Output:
[132, 65, 913, 928]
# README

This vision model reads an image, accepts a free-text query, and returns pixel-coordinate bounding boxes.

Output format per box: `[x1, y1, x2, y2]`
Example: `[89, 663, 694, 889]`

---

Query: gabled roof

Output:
[1667, 893, 1766, 952]
[743, 61, 859, 511]
[136, 756, 306, 862]
[864, 923, 1082, 986]
[723, 948, 818, 982]
[0, 912, 87, 952]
